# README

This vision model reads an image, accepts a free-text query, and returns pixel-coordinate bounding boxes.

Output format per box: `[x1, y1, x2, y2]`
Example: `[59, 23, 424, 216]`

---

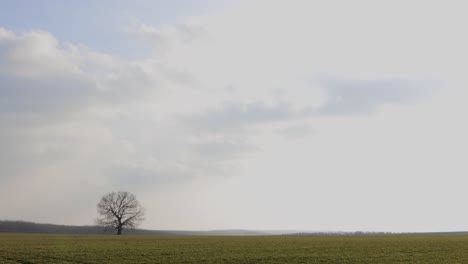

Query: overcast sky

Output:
[1, 0, 468, 233]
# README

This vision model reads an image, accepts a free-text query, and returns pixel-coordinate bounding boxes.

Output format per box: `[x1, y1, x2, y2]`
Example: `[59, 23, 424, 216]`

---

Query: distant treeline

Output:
[0, 220, 266, 235]
[288, 231, 394, 236]
[0, 220, 172, 235]
[4, 220, 463, 236]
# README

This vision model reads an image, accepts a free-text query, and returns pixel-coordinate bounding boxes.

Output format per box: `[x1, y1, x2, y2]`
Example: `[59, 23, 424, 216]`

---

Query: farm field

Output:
[1, 233, 468, 263]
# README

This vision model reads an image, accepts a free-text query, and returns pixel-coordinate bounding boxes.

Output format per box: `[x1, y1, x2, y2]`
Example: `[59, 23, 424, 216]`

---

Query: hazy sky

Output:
[1, 0, 467, 232]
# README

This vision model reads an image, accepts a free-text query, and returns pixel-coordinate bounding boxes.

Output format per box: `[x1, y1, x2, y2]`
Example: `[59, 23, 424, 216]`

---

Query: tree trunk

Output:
[117, 226, 123, 235]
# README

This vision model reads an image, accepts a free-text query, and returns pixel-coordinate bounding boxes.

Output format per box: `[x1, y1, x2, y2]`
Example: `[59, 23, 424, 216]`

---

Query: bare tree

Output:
[96, 191, 145, 235]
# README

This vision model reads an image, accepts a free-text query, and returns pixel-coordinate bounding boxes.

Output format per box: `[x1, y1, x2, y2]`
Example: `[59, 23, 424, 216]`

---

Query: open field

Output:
[1, 233, 468, 263]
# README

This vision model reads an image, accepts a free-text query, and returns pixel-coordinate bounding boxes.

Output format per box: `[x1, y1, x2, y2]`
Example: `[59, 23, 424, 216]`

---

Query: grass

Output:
[1, 233, 468, 263]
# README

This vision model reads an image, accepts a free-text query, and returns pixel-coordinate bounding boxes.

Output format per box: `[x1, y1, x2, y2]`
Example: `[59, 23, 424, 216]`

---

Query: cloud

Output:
[135, 22, 205, 47]
[0, 30, 91, 115]
[187, 102, 295, 131]
[0, 29, 174, 224]
[189, 135, 259, 160]
[317, 78, 433, 115]
[276, 124, 315, 139]
[0, 29, 160, 115]
[0, 27, 262, 218]
[183, 78, 432, 135]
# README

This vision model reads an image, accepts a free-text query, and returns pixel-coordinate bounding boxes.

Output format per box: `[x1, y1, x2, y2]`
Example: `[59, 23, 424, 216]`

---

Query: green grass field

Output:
[1, 233, 468, 263]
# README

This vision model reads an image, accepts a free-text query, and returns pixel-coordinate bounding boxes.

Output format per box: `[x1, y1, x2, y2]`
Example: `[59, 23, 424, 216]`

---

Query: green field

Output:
[1, 233, 468, 263]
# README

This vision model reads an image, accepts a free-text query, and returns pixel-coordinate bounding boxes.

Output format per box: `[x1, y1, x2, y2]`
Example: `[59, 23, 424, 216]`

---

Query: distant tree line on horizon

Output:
[3, 220, 464, 236]
[288, 231, 394, 236]
[0, 221, 265, 236]
[0, 220, 170, 235]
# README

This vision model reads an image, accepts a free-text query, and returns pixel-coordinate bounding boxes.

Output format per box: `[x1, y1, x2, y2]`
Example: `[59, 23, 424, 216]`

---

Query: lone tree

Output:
[96, 191, 145, 235]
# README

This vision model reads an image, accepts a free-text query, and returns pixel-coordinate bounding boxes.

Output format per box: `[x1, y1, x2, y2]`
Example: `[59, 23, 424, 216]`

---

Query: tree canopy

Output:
[96, 191, 145, 235]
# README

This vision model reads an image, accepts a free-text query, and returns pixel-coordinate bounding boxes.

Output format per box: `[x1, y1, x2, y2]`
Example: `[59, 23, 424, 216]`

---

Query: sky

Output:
[1, 0, 468, 233]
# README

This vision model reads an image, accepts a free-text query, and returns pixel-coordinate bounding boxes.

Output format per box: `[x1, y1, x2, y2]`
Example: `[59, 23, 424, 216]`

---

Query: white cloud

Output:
[0, 29, 180, 224]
